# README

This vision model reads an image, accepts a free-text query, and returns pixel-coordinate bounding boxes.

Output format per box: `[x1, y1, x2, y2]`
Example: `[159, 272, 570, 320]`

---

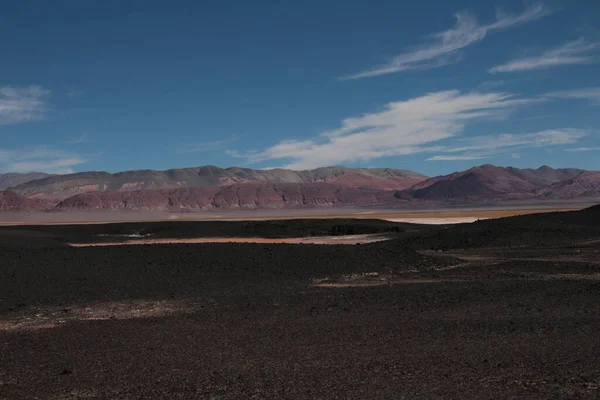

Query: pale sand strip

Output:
[69, 234, 393, 247]
[384, 217, 486, 224]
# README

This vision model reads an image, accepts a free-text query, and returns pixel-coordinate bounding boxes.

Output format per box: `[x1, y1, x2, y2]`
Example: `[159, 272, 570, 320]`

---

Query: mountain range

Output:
[0, 172, 52, 191]
[0, 165, 598, 212]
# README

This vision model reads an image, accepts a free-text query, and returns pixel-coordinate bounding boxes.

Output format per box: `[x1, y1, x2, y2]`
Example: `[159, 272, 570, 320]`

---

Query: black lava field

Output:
[1, 206, 600, 399]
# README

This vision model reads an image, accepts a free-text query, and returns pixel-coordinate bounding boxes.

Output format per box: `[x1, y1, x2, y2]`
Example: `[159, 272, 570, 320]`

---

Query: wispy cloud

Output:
[229, 89, 545, 169]
[545, 87, 600, 104]
[0, 146, 86, 174]
[476, 75, 543, 90]
[441, 129, 586, 153]
[489, 38, 600, 73]
[565, 147, 600, 152]
[341, 2, 550, 80]
[67, 90, 83, 98]
[178, 136, 239, 154]
[8, 158, 84, 174]
[0, 86, 50, 125]
[68, 132, 90, 144]
[427, 128, 587, 161]
[427, 154, 488, 161]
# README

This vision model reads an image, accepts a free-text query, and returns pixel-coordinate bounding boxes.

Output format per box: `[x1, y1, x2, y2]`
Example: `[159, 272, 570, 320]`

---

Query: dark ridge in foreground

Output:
[1, 204, 599, 249]
[0, 218, 416, 247]
[402, 203, 600, 250]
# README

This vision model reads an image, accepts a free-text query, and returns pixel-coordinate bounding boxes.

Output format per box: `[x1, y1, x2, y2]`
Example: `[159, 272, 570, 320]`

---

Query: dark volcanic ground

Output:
[1, 208, 600, 399]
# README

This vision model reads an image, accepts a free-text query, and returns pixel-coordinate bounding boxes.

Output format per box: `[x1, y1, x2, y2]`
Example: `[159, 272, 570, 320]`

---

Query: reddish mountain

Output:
[10, 166, 426, 200]
[534, 171, 600, 199]
[406, 165, 585, 201]
[508, 165, 584, 187]
[2, 165, 599, 212]
[55, 183, 399, 211]
[0, 191, 50, 211]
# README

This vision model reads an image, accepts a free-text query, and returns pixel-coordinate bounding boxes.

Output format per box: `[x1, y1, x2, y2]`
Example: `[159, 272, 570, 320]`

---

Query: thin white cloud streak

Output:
[441, 129, 587, 153]
[0, 86, 50, 125]
[545, 87, 600, 103]
[229, 90, 545, 170]
[489, 38, 600, 73]
[67, 90, 83, 98]
[178, 136, 239, 153]
[342, 2, 550, 80]
[427, 155, 488, 161]
[565, 147, 600, 152]
[426, 128, 587, 161]
[0, 146, 85, 174]
[9, 158, 84, 174]
[69, 132, 90, 144]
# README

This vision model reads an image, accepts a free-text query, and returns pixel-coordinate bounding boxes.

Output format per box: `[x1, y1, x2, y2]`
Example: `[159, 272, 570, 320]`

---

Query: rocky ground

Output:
[1, 207, 600, 399]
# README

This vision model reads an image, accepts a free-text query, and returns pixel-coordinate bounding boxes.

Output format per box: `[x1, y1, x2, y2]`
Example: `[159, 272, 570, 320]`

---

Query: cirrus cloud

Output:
[177, 136, 239, 154]
[565, 147, 600, 152]
[489, 38, 600, 73]
[440, 128, 587, 153]
[427, 128, 589, 161]
[0, 85, 50, 125]
[0, 146, 86, 174]
[341, 2, 550, 80]
[545, 87, 600, 105]
[427, 155, 488, 161]
[228, 89, 550, 169]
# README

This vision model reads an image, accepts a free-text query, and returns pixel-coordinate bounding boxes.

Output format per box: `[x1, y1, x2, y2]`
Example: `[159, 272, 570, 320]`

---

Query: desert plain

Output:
[1, 204, 600, 399]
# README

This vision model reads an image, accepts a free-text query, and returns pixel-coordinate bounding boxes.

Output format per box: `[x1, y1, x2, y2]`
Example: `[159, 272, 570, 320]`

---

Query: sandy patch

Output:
[0, 300, 193, 332]
[385, 217, 487, 224]
[543, 273, 600, 281]
[313, 282, 389, 288]
[68, 234, 393, 247]
[313, 279, 445, 288]
[311, 272, 450, 288]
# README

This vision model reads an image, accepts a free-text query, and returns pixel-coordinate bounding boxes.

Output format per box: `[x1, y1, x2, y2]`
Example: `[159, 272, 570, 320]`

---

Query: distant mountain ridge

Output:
[0, 191, 49, 211]
[0, 172, 52, 191]
[54, 183, 398, 212]
[534, 171, 600, 199]
[1, 164, 599, 212]
[8, 166, 426, 200]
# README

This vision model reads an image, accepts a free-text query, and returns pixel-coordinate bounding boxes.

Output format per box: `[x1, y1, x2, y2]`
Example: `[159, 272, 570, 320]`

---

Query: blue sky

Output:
[1, 0, 599, 176]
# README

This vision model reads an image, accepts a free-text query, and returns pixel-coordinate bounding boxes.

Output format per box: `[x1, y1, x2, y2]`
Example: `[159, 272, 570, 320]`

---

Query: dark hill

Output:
[404, 203, 600, 250]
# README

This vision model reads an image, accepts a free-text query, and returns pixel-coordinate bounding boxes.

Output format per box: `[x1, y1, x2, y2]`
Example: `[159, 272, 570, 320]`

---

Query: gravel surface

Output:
[1, 208, 600, 399]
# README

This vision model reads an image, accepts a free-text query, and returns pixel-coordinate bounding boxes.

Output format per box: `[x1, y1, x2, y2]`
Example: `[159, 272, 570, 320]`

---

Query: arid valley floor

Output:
[1, 206, 600, 399]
